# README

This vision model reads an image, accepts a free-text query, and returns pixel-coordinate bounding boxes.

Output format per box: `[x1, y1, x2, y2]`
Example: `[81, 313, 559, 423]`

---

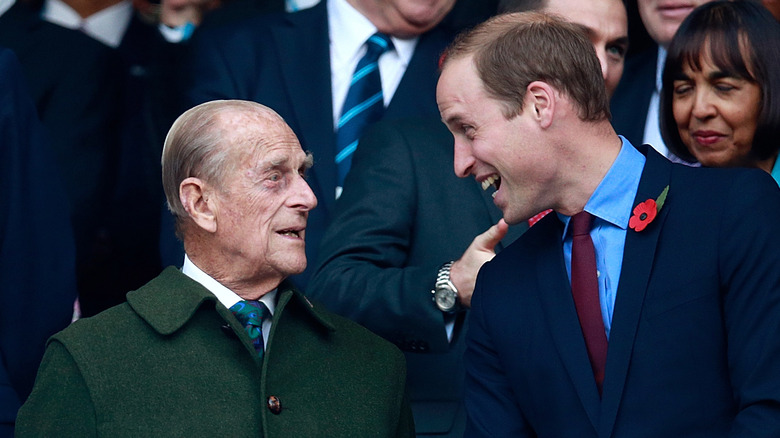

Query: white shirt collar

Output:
[42, 0, 132, 48]
[0, 0, 14, 17]
[181, 255, 277, 316]
[328, 0, 417, 73]
[655, 45, 667, 93]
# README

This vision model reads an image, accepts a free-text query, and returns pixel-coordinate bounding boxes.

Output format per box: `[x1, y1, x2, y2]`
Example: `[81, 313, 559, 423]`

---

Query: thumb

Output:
[476, 219, 509, 251]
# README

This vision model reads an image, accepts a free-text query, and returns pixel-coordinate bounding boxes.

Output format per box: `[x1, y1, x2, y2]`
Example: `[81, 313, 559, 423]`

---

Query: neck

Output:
[61, 0, 123, 18]
[554, 122, 622, 216]
[756, 153, 778, 175]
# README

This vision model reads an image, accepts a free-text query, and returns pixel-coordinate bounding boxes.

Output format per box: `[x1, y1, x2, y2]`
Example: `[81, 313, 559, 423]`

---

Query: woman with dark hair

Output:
[660, 0, 780, 184]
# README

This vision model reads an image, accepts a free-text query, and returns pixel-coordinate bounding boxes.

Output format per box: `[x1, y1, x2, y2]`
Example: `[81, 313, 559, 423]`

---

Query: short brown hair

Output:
[441, 12, 611, 121]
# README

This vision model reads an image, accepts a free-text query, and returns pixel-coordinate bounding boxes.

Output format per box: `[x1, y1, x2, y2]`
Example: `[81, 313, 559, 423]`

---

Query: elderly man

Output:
[308, 1, 627, 435]
[169, 0, 460, 287]
[437, 12, 780, 437]
[16, 100, 413, 437]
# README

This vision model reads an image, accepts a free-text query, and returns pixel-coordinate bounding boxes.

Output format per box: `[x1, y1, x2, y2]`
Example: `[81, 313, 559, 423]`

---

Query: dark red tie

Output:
[570, 211, 608, 395]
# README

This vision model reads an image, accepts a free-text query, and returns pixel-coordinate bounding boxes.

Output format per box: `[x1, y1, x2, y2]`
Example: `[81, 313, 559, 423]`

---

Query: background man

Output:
[16, 100, 413, 437]
[437, 12, 780, 437]
[0, 47, 76, 437]
[175, 0, 460, 287]
[307, 0, 628, 435]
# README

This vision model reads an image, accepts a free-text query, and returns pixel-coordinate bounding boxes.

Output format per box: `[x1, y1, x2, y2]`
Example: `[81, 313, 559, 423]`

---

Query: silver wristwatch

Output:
[431, 261, 461, 314]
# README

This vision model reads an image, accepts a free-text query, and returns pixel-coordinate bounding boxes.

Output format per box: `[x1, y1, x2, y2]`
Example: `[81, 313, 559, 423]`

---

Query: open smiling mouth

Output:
[278, 229, 303, 238]
[481, 175, 501, 198]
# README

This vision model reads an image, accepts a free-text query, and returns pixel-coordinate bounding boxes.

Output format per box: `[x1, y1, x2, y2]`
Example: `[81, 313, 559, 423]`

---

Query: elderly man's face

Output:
[437, 56, 557, 225]
[544, 0, 628, 97]
[350, 0, 456, 38]
[213, 121, 317, 285]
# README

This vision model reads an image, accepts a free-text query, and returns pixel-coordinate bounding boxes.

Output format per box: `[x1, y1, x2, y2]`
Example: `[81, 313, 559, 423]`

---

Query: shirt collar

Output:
[0, 0, 14, 16]
[771, 157, 780, 187]
[560, 136, 646, 234]
[182, 255, 277, 316]
[42, 0, 132, 48]
[327, 0, 416, 67]
[655, 45, 667, 93]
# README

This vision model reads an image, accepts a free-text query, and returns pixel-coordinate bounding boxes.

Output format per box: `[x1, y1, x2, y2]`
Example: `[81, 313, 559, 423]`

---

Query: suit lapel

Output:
[533, 215, 602, 431]
[269, 3, 337, 212]
[598, 148, 672, 438]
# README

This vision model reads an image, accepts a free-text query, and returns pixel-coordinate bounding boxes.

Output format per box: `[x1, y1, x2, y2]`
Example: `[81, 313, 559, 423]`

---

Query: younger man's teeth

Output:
[481, 175, 498, 191]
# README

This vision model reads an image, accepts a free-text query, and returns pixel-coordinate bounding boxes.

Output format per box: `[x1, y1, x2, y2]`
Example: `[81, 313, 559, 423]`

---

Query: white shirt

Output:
[643, 45, 670, 158]
[42, 0, 132, 48]
[181, 255, 276, 346]
[0, 0, 14, 17]
[327, 0, 417, 129]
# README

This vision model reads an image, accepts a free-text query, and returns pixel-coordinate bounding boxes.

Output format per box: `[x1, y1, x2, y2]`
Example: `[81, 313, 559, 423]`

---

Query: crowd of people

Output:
[1, 0, 779, 436]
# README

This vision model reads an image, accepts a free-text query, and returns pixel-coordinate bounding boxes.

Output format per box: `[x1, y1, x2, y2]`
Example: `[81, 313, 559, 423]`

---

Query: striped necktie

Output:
[335, 33, 393, 189]
[230, 300, 270, 359]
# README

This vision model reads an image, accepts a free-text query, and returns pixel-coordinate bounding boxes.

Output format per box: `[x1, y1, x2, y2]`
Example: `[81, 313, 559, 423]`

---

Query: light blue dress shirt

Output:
[560, 137, 646, 339]
[771, 158, 779, 187]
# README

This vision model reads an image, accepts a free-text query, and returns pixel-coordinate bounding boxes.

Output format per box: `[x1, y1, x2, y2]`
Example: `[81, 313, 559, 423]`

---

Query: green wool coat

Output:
[16, 267, 413, 437]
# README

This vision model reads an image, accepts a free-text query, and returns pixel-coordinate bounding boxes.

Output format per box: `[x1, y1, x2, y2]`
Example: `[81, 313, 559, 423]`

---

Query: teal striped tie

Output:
[335, 33, 393, 188]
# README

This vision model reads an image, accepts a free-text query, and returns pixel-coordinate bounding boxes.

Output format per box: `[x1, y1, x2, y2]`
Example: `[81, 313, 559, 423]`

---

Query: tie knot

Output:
[230, 300, 269, 328]
[571, 211, 593, 236]
[365, 33, 393, 58]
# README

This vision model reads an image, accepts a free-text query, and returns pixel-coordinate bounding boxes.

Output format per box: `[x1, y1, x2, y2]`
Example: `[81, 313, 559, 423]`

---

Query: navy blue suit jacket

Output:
[465, 146, 780, 437]
[0, 47, 77, 437]
[183, 1, 454, 287]
[308, 118, 525, 436]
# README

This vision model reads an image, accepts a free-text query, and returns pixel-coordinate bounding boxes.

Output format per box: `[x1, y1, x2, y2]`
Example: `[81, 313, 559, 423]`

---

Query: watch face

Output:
[436, 289, 457, 311]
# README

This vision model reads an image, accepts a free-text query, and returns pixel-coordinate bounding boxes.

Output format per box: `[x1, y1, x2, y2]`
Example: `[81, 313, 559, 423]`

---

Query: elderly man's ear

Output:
[180, 177, 218, 233]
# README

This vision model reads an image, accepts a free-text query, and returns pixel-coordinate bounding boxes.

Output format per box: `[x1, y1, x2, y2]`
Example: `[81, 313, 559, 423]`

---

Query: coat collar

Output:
[127, 267, 335, 336]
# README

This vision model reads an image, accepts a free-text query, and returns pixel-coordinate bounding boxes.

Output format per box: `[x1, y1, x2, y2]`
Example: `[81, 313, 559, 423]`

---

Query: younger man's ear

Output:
[526, 81, 555, 129]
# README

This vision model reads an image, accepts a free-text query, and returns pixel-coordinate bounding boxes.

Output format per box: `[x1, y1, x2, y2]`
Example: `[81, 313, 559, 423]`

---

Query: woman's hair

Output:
[660, 0, 780, 162]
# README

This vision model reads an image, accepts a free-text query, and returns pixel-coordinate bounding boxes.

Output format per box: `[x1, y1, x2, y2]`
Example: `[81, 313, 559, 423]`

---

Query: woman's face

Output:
[672, 49, 762, 168]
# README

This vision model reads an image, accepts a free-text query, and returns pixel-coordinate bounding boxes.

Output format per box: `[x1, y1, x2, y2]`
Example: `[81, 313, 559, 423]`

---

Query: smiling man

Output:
[16, 100, 413, 437]
[437, 12, 780, 437]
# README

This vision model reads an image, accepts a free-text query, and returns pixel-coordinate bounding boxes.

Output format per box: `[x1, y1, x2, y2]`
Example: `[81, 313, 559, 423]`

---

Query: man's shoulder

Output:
[54, 268, 209, 342]
[285, 290, 405, 362]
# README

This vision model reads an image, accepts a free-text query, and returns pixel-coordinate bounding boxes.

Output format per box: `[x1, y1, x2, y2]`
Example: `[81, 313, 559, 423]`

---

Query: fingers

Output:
[477, 219, 509, 251]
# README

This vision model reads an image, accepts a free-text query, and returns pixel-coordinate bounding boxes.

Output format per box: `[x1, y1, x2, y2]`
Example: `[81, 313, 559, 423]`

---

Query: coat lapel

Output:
[533, 215, 602, 431]
[269, 3, 337, 212]
[598, 147, 672, 438]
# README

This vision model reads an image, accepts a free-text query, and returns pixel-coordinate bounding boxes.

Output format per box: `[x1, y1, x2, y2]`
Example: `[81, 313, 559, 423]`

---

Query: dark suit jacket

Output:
[0, 47, 77, 437]
[0, 2, 122, 263]
[308, 118, 525, 436]
[183, 1, 454, 286]
[464, 146, 780, 437]
[17, 267, 413, 437]
[609, 45, 658, 146]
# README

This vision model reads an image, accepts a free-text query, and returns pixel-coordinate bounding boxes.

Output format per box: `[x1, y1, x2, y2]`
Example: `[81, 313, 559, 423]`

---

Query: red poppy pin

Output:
[629, 185, 669, 232]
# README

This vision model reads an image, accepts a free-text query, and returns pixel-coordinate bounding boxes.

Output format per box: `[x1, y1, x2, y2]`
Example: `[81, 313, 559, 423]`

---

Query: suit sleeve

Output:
[15, 341, 97, 437]
[463, 266, 533, 437]
[307, 121, 452, 353]
[719, 171, 780, 436]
